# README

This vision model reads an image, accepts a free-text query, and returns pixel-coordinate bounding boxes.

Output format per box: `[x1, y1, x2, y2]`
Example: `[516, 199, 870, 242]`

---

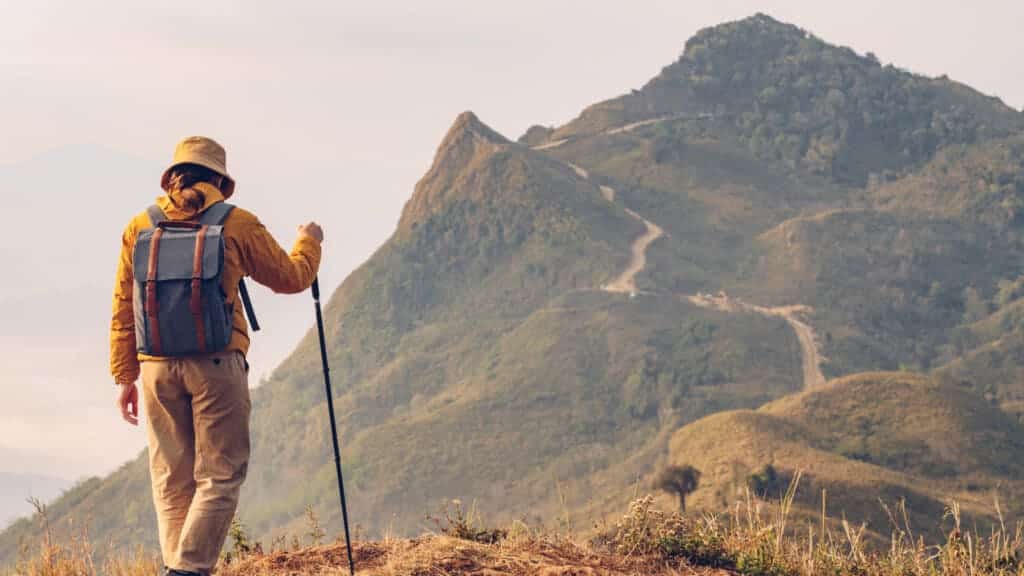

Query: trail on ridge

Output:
[534, 117, 826, 389]
[602, 209, 664, 294]
[563, 162, 664, 295]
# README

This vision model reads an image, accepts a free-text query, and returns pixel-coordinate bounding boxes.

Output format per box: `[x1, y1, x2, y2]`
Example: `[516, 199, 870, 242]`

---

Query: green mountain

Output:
[4, 13, 1024, 563]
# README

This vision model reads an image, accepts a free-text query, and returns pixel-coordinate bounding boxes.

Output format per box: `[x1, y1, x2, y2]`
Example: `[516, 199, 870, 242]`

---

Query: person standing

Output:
[110, 136, 323, 575]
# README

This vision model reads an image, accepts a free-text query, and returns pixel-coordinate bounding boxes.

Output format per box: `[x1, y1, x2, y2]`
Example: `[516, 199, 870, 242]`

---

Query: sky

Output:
[0, 0, 1021, 485]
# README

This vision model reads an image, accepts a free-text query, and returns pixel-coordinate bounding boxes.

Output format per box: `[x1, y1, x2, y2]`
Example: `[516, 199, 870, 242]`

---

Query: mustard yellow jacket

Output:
[110, 182, 322, 385]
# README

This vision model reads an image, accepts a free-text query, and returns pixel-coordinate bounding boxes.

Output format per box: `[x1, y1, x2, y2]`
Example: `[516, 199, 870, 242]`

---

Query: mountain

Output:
[240, 109, 804, 540]
[4, 13, 1024, 564]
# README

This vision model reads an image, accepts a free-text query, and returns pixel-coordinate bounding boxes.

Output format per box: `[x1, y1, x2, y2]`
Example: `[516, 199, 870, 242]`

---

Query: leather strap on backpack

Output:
[146, 228, 165, 356]
[191, 226, 210, 353]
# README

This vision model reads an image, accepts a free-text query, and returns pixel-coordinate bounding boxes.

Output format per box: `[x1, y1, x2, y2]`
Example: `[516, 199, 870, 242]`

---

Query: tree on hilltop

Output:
[653, 464, 701, 513]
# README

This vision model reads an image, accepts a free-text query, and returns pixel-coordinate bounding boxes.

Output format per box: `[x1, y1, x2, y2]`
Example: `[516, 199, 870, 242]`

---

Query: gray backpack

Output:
[133, 203, 258, 357]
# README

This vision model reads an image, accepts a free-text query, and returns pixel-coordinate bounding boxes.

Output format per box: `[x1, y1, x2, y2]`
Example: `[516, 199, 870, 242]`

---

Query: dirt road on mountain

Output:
[534, 118, 826, 389]
[534, 113, 707, 150]
[533, 138, 570, 150]
[603, 209, 664, 294]
[563, 164, 664, 295]
[688, 293, 826, 389]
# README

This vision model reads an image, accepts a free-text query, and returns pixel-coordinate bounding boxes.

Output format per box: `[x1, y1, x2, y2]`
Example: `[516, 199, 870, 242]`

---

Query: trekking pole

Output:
[238, 279, 260, 331]
[312, 277, 356, 576]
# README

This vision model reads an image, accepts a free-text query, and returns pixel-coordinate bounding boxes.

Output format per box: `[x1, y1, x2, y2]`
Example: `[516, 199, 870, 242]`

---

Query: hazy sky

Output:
[1, 0, 1022, 482]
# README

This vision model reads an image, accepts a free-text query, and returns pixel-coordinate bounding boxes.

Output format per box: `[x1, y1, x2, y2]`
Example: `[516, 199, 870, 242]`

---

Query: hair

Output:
[165, 163, 222, 212]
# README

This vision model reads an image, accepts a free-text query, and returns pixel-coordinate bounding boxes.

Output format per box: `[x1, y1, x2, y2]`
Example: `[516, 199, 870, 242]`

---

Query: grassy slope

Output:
[752, 209, 1013, 375]
[668, 373, 1024, 539]
[935, 297, 1024, 420]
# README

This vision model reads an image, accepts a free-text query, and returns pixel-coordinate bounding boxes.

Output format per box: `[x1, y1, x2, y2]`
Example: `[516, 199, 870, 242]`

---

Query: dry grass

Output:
[11, 499, 161, 576]
[217, 536, 713, 576]
[10, 488, 1024, 576]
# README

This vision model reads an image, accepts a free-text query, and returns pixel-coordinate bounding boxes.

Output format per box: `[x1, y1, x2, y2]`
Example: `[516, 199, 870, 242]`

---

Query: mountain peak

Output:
[398, 112, 512, 232]
[685, 13, 808, 49]
[443, 110, 510, 147]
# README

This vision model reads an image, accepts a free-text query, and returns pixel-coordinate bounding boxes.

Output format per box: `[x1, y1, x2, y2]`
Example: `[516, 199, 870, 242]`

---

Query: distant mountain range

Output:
[4, 13, 1024, 564]
[0, 473, 69, 529]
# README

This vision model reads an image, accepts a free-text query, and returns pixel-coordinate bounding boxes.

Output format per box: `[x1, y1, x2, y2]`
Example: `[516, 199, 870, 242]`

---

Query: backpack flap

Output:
[133, 226, 225, 282]
[132, 224, 232, 356]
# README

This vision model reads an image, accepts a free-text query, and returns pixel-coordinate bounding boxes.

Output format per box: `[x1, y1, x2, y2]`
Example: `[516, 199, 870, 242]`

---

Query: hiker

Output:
[110, 136, 323, 576]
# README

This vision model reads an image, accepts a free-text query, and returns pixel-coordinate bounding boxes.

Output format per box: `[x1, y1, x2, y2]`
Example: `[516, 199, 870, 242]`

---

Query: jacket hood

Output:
[157, 182, 227, 220]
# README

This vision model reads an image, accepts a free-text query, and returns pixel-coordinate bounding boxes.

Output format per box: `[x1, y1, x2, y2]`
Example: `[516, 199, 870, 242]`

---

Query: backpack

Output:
[132, 202, 257, 357]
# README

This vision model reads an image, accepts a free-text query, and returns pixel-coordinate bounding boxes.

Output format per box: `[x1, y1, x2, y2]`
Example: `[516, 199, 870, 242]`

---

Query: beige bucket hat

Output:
[160, 136, 236, 198]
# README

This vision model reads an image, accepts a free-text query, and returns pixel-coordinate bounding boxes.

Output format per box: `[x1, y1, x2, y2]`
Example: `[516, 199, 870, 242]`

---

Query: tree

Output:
[653, 465, 701, 513]
[746, 464, 780, 498]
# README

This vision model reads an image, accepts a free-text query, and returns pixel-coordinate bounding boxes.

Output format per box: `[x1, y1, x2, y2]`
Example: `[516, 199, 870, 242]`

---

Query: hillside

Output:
[4, 13, 1024, 566]
[668, 373, 1024, 539]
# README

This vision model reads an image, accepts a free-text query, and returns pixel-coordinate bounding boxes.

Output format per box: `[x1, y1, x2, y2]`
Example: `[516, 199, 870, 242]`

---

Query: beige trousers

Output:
[141, 352, 250, 575]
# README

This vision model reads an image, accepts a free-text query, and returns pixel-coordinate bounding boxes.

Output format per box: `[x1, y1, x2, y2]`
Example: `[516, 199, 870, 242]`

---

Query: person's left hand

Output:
[118, 383, 139, 426]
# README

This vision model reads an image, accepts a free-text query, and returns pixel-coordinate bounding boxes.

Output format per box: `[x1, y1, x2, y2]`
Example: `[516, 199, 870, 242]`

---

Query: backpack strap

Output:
[146, 227, 166, 356]
[147, 205, 167, 228]
[199, 202, 236, 226]
[196, 201, 261, 332]
[190, 225, 211, 353]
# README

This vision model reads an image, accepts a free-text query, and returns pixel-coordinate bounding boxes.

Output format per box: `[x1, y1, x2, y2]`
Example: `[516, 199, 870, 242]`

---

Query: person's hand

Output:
[118, 383, 139, 426]
[298, 222, 324, 244]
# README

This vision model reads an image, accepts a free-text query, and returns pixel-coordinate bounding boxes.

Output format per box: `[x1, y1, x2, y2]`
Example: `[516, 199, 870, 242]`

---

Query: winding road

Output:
[602, 210, 664, 295]
[687, 294, 826, 389]
[532, 117, 826, 389]
[563, 163, 665, 295]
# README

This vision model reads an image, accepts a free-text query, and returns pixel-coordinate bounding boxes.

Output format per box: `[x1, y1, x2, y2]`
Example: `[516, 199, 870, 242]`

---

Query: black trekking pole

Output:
[312, 277, 356, 575]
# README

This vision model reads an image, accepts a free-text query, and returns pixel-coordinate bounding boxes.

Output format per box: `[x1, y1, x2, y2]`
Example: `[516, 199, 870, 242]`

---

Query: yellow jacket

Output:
[110, 182, 322, 385]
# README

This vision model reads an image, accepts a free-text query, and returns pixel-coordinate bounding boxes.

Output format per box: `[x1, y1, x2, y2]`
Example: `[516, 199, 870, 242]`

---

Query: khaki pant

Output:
[141, 352, 250, 575]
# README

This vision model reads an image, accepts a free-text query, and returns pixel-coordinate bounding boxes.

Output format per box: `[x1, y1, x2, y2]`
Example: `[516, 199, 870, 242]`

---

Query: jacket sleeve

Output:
[240, 216, 322, 294]
[110, 223, 140, 385]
